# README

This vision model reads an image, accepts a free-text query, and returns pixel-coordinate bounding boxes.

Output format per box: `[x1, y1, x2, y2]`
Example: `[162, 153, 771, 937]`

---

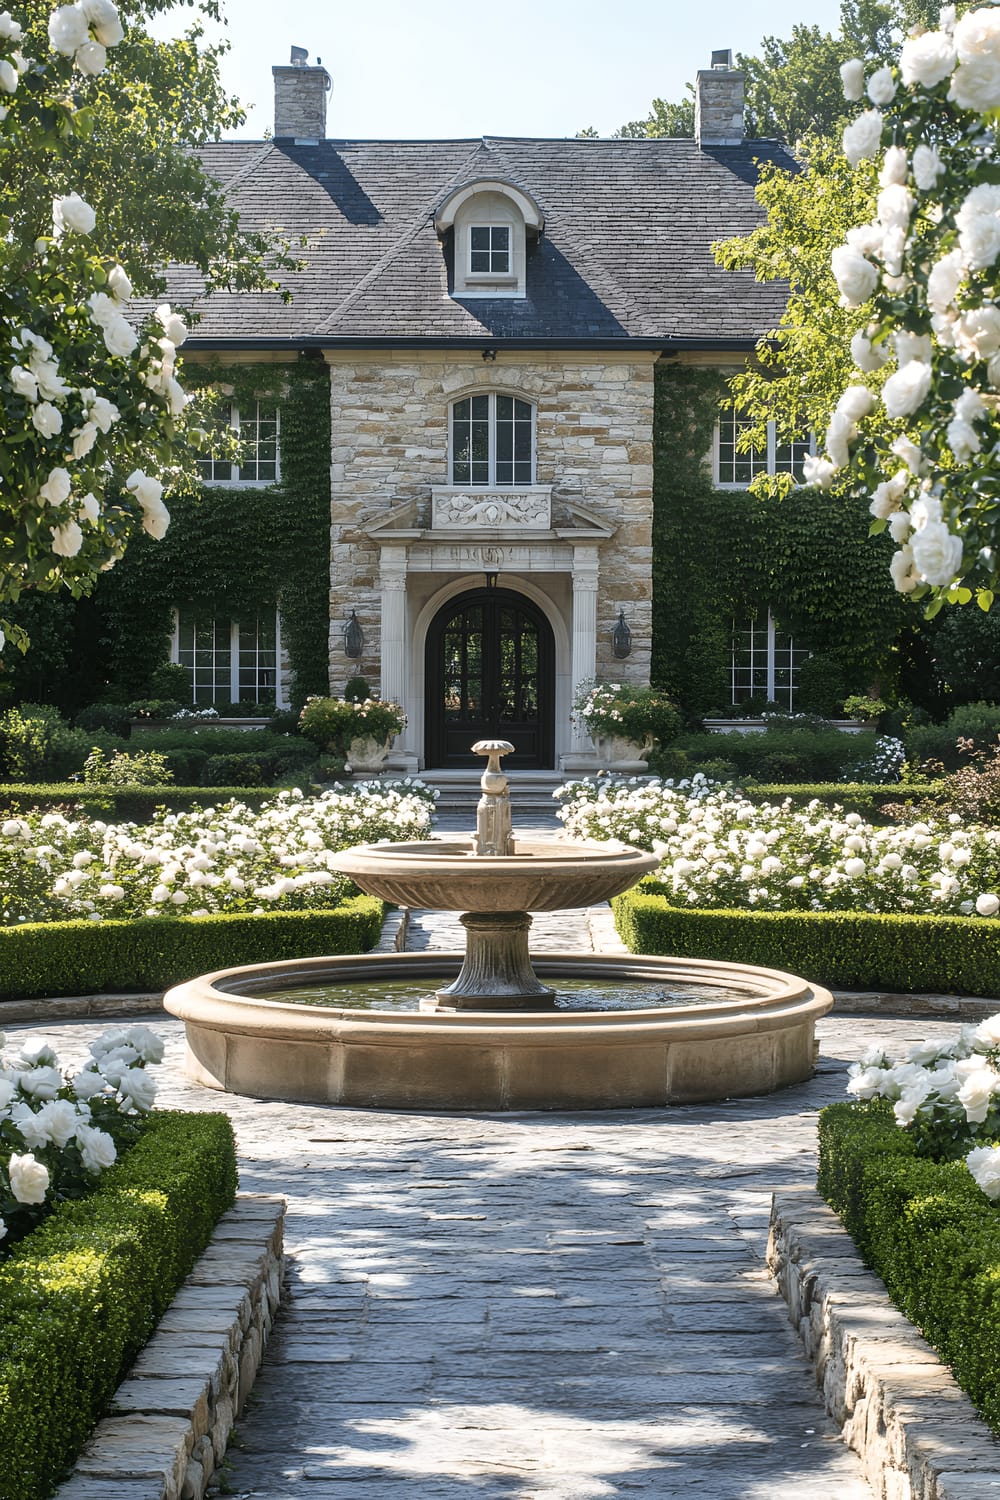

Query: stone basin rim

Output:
[164, 950, 833, 1039]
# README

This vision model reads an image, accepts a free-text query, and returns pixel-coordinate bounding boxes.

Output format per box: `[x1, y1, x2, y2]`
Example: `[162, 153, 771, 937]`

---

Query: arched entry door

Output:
[425, 588, 555, 768]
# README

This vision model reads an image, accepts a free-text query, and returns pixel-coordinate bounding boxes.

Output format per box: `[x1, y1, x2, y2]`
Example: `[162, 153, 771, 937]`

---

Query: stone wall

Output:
[325, 348, 656, 699]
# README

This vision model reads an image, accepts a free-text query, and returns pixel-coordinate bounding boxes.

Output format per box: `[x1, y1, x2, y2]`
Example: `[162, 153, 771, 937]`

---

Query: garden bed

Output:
[817, 1099, 1000, 1437]
[0, 898, 384, 1001]
[612, 891, 1000, 995]
[0, 1110, 238, 1500]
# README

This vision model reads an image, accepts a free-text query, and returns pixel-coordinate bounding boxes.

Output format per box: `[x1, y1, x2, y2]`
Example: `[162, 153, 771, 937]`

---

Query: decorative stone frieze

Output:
[431, 486, 552, 530]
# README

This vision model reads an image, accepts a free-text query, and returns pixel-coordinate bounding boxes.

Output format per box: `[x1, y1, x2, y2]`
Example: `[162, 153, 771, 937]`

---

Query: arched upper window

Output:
[434, 178, 544, 300]
[450, 393, 535, 486]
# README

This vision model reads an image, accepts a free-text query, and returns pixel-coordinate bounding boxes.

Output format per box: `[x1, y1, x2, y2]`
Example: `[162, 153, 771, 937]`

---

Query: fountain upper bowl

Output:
[329, 837, 660, 911]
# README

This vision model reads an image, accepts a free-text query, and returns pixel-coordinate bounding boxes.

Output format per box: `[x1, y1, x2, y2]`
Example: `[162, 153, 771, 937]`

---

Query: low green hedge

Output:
[0, 1110, 237, 1500]
[0, 783, 282, 820]
[743, 783, 942, 817]
[818, 1100, 1000, 1434]
[612, 890, 1000, 994]
[0, 896, 384, 1000]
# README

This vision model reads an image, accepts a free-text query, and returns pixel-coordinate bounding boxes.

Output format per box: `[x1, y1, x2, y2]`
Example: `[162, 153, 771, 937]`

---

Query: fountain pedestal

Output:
[432, 912, 556, 1010]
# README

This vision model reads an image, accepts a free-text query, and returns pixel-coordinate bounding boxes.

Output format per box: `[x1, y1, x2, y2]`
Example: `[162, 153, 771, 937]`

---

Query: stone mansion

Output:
[177, 50, 797, 772]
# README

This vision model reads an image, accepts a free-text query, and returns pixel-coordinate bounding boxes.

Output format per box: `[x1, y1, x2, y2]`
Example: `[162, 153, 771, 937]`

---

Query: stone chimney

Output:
[272, 46, 331, 141]
[694, 49, 745, 147]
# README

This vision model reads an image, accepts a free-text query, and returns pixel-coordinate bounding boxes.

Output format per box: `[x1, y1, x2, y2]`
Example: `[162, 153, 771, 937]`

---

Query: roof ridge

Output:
[215, 140, 276, 195]
[314, 141, 488, 335]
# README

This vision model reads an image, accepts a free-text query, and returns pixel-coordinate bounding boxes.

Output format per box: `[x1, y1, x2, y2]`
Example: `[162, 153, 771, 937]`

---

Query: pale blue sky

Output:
[151, 0, 847, 140]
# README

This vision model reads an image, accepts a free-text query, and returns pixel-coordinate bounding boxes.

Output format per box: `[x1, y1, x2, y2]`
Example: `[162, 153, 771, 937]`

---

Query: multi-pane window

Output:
[175, 606, 279, 706]
[715, 407, 813, 487]
[731, 611, 808, 711]
[197, 402, 279, 485]
[451, 394, 534, 486]
[469, 225, 511, 274]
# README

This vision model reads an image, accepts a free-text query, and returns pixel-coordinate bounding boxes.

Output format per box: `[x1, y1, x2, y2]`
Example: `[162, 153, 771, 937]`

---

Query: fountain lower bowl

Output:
[162, 950, 834, 1111]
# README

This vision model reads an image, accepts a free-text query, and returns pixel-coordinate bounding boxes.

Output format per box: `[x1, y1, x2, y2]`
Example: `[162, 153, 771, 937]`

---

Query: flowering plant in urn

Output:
[812, 4, 1000, 614]
[572, 681, 681, 752]
[299, 695, 406, 759]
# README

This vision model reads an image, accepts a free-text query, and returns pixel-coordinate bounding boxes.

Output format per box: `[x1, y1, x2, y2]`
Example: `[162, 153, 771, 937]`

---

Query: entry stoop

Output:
[418, 769, 568, 819]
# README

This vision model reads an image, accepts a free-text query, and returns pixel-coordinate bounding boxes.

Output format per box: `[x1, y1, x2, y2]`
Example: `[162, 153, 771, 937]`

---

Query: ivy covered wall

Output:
[650, 361, 908, 717]
[80, 355, 330, 707]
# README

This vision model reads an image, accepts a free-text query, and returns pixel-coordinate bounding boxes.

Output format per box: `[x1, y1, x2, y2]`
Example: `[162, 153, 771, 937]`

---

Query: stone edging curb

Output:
[52, 1192, 285, 1500]
[768, 1185, 1000, 1500]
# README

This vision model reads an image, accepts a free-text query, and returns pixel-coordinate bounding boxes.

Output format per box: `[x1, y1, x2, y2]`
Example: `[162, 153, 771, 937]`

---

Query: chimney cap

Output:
[290, 45, 308, 66]
[711, 48, 734, 69]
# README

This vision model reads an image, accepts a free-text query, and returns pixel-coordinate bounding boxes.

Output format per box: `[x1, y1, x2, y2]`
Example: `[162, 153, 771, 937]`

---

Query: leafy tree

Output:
[0, 2, 293, 655]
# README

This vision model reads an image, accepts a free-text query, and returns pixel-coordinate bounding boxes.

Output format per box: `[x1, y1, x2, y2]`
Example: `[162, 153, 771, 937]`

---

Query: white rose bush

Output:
[814, 4, 1000, 614]
[556, 774, 1000, 917]
[0, 1020, 163, 1251]
[846, 1016, 1000, 1205]
[0, 782, 434, 924]
[0, 3, 199, 653]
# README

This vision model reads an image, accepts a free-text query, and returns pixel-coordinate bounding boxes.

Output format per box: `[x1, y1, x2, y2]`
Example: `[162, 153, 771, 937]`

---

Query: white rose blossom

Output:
[956, 183, 1000, 271]
[912, 144, 944, 191]
[967, 1145, 1000, 1200]
[30, 401, 62, 439]
[107, 264, 132, 301]
[8, 1152, 50, 1204]
[899, 29, 957, 89]
[52, 192, 96, 236]
[912, 519, 964, 586]
[48, 4, 89, 56]
[926, 249, 965, 313]
[0, 56, 17, 93]
[38, 468, 72, 506]
[841, 58, 865, 101]
[880, 146, 908, 187]
[831, 245, 878, 307]
[882, 360, 933, 419]
[890, 543, 919, 593]
[949, 6, 1000, 111]
[82, 0, 124, 47]
[51, 520, 84, 558]
[851, 329, 889, 372]
[843, 109, 883, 168]
[73, 39, 106, 75]
[867, 66, 897, 107]
[10, 365, 38, 402]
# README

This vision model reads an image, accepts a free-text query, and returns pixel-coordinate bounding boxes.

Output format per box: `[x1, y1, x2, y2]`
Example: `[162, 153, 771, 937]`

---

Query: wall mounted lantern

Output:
[612, 609, 633, 659]
[343, 610, 365, 658]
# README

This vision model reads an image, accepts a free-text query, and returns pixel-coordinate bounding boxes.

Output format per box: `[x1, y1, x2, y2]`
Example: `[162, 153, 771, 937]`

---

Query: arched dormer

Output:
[434, 178, 544, 300]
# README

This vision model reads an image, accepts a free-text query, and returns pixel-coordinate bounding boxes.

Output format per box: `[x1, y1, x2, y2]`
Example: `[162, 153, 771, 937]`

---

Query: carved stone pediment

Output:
[431, 486, 551, 531]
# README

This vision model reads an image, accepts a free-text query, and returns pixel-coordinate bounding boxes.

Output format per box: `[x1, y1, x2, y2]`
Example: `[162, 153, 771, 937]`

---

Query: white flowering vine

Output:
[814, 4, 1000, 615]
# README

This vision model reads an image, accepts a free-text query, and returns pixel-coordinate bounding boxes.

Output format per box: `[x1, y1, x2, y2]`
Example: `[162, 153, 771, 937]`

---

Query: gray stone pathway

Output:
[6, 938, 975, 1497]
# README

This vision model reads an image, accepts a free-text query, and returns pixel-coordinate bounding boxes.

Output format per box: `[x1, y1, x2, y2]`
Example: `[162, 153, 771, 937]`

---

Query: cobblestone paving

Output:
[7, 960, 969, 1497]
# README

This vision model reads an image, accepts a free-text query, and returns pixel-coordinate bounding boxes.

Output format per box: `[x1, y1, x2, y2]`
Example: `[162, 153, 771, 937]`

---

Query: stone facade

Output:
[271, 61, 330, 141]
[325, 348, 656, 770]
[694, 65, 746, 147]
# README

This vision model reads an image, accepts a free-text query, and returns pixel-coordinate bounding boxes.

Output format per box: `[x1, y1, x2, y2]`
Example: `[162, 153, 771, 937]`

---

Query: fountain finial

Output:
[472, 739, 515, 856]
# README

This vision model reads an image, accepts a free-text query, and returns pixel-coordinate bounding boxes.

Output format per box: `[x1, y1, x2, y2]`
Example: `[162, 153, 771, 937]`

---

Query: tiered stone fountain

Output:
[164, 741, 832, 1110]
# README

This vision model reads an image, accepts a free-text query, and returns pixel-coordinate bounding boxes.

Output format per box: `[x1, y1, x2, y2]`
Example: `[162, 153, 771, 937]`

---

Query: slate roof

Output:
[181, 135, 796, 349]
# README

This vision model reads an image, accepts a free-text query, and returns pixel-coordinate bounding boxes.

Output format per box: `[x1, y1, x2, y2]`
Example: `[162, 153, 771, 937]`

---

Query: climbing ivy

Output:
[651, 363, 907, 717]
[95, 355, 331, 704]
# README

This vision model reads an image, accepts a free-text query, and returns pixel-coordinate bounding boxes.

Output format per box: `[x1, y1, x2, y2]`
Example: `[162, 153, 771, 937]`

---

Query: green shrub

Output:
[127, 698, 184, 721]
[0, 897, 384, 1000]
[201, 752, 264, 787]
[82, 746, 175, 787]
[73, 703, 133, 737]
[818, 1101, 1000, 1434]
[0, 705, 94, 782]
[908, 703, 1000, 770]
[612, 890, 1000, 995]
[148, 662, 192, 701]
[670, 727, 876, 783]
[743, 782, 942, 819]
[0, 1110, 237, 1500]
[0, 784, 281, 821]
[299, 695, 405, 754]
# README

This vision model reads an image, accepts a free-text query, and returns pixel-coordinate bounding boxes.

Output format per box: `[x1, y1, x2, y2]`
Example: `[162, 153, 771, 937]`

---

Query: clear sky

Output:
[150, 0, 847, 140]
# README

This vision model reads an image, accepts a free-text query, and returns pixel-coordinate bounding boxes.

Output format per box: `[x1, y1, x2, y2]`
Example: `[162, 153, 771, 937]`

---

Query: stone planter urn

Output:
[346, 735, 392, 774]
[591, 733, 654, 771]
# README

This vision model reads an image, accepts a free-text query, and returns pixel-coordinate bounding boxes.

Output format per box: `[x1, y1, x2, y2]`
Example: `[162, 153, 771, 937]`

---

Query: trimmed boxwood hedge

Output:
[612, 890, 1000, 995]
[0, 896, 384, 1001]
[0, 1110, 237, 1500]
[818, 1100, 1000, 1434]
[0, 783, 281, 821]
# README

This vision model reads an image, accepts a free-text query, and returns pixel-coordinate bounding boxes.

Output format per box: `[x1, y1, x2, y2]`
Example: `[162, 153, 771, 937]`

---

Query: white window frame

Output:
[467, 223, 514, 280]
[171, 605, 284, 708]
[449, 393, 537, 487]
[198, 401, 281, 487]
[713, 410, 815, 490]
[730, 609, 807, 711]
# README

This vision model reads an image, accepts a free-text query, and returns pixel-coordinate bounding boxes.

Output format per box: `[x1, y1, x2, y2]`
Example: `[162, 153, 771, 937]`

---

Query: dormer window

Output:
[470, 225, 511, 276]
[435, 177, 544, 301]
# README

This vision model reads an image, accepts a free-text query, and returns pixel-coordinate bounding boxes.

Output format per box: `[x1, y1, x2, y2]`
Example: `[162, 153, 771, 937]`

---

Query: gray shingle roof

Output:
[183, 135, 795, 347]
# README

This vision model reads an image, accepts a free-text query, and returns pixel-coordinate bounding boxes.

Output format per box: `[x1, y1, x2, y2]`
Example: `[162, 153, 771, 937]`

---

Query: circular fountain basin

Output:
[162, 950, 833, 1111]
[328, 837, 660, 911]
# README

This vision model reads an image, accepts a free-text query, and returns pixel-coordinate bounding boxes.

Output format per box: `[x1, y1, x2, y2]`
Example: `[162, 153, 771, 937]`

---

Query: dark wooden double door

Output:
[425, 589, 555, 768]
